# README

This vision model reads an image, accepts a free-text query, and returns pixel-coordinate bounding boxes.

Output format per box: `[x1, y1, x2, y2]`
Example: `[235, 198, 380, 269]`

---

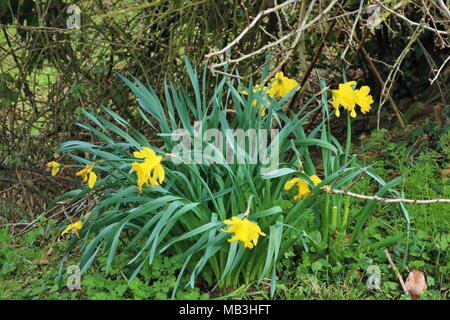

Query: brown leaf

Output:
[35, 259, 49, 266]
[343, 233, 351, 244]
[46, 247, 54, 256]
[405, 270, 427, 299]
[440, 168, 450, 182]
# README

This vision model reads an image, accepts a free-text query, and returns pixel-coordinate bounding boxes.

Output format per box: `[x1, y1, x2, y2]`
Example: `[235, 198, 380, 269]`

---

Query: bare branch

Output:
[430, 55, 450, 85]
[375, 0, 448, 35]
[385, 250, 409, 295]
[209, 0, 340, 71]
[436, 0, 450, 19]
[205, 0, 301, 59]
[322, 186, 450, 204]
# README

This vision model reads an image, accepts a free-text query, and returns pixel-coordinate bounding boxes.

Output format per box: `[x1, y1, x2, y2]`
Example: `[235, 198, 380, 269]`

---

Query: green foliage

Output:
[1, 120, 447, 300]
[56, 61, 408, 296]
[219, 121, 449, 300]
[82, 253, 209, 300]
[0, 225, 209, 300]
[1, 0, 448, 301]
[0, 73, 18, 109]
[0, 224, 78, 300]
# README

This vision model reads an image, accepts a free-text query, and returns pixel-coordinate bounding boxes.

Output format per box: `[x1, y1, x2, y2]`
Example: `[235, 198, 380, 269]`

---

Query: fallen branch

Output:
[322, 186, 450, 204]
[385, 249, 409, 295]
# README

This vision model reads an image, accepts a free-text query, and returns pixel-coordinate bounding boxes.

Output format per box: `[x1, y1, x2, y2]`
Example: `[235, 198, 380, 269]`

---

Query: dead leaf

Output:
[343, 233, 351, 244]
[35, 259, 49, 265]
[46, 248, 54, 256]
[440, 168, 450, 182]
[405, 270, 427, 299]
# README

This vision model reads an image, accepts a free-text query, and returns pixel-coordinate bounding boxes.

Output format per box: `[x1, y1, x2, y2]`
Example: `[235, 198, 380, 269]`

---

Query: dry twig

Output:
[385, 249, 409, 295]
[322, 186, 450, 204]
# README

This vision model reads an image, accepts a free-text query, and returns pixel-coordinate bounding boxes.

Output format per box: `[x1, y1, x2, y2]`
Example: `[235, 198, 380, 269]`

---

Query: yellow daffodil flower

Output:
[132, 147, 165, 192]
[354, 86, 374, 114]
[267, 71, 299, 99]
[47, 161, 61, 176]
[330, 81, 357, 118]
[330, 81, 373, 118]
[284, 175, 322, 200]
[309, 175, 322, 186]
[133, 147, 156, 159]
[150, 162, 165, 186]
[61, 220, 83, 238]
[132, 159, 152, 192]
[76, 163, 97, 189]
[222, 216, 266, 249]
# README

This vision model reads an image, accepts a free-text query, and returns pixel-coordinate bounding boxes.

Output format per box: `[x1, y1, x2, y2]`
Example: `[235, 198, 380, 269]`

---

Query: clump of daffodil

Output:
[61, 220, 83, 238]
[76, 163, 97, 189]
[267, 71, 299, 99]
[132, 146, 165, 193]
[284, 175, 322, 200]
[47, 161, 61, 176]
[241, 84, 270, 116]
[330, 81, 374, 118]
[222, 216, 266, 249]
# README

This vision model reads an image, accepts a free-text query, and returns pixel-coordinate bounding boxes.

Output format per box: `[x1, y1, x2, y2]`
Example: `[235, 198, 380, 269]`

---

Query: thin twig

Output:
[343, 168, 367, 192]
[205, 0, 300, 59]
[287, 0, 347, 109]
[261, 0, 317, 87]
[385, 249, 409, 294]
[359, 45, 405, 128]
[379, 23, 423, 109]
[436, 0, 450, 19]
[322, 186, 450, 204]
[375, 0, 448, 35]
[209, 0, 340, 71]
[341, 0, 364, 60]
[430, 55, 450, 85]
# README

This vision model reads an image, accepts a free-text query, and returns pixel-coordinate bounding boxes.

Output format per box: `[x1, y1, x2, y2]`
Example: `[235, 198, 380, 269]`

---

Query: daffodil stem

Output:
[321, 196, 330, 247]
[345, 113, 351, 163]
[330, 206, 338, 230]
[342, 196, 350, 230]
[243, 195, 254, 218]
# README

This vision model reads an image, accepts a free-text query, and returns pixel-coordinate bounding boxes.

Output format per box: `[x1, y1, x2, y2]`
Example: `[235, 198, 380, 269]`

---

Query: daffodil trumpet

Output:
[76, 163, 97, 189]
[284, 174, 322, 200]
